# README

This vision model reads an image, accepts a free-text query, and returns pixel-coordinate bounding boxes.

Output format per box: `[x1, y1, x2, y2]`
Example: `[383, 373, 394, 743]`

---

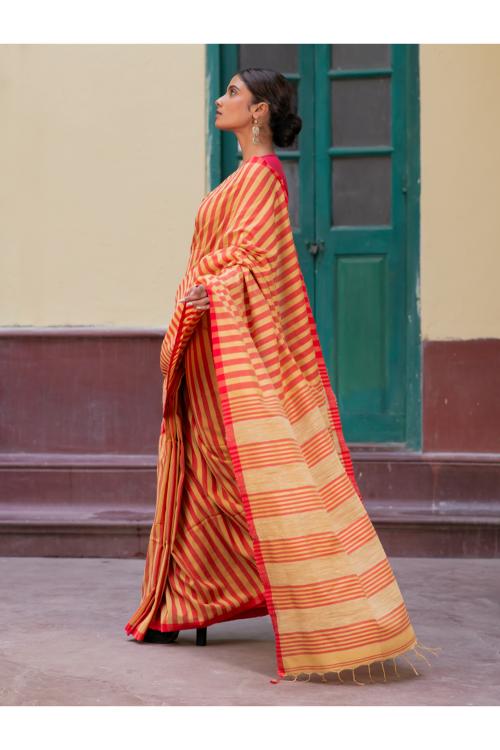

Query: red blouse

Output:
[246, 153, 289, 204]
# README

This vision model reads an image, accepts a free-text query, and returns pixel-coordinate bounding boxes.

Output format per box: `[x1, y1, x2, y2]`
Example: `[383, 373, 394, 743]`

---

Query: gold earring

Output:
[252, 117, 261, 145]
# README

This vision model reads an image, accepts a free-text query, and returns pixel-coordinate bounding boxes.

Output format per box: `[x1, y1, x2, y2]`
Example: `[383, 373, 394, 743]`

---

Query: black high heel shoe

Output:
[196, 627, 207, 646]
[143, 627, 207, 646]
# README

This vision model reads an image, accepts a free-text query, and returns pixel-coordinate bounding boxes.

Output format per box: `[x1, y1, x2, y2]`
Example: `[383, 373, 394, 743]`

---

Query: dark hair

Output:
[236, 67, 302, 148]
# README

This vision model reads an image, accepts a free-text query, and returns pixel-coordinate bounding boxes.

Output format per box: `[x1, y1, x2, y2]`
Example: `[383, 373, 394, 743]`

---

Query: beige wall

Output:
[0, 44, 206, 327]
[1, 45, 499, 338]
[420, 44, 500, 340]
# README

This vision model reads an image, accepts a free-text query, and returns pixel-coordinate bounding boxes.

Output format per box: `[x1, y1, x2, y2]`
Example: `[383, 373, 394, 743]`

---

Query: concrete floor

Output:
[0, 556, 498, 706]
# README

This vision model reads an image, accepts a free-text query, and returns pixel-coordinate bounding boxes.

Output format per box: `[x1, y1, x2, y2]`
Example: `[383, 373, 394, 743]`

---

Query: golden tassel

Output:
[412, 646, 432, 667]
[392, 657, 400, 678]
[380, 661, 387, 682]
[352, 667, 366, 686]
[415, 639, 442, 656]
[401, 655, 420, 676]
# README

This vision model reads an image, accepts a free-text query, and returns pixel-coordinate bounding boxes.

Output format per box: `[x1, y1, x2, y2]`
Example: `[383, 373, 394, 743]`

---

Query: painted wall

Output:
[1, 44, 499, 338]
[420, 44, 500, 340]
[0, 44, 206, 327]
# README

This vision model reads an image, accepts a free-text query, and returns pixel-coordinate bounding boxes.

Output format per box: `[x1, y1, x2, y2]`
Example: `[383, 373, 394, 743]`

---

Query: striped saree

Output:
[124, 156, 439, 682]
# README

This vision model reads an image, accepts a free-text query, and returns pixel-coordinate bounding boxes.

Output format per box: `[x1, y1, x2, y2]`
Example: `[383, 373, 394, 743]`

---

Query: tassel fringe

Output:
[269, 637, 442, 685]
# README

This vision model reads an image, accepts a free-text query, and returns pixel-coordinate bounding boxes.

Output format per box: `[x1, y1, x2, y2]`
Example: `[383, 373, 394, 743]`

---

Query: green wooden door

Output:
[207, 44, 421, 448]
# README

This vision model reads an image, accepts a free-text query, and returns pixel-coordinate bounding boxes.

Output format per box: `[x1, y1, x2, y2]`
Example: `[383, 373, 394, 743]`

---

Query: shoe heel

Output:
[196, 627, 207, 646]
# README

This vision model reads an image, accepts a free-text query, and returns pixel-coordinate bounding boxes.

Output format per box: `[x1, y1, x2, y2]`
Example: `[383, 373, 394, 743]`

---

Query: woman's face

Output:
[215, 75, 265, 131]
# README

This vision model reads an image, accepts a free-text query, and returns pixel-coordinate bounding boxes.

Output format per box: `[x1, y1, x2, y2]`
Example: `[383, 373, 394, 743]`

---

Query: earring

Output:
[252, 118, 261, 145]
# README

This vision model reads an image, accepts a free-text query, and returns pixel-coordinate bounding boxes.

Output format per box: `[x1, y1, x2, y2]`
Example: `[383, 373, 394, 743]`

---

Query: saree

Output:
[125, 155, 440, 682]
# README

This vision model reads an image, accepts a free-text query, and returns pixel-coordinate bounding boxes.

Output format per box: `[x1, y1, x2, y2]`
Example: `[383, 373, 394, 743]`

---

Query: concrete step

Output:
[1, 450, 499, 557]
[0, 501, 152, 557]
[1, 498, 499, 558]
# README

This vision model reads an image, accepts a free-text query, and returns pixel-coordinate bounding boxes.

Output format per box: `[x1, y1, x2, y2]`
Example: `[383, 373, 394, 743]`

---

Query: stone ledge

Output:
[1, 497, 498, 558]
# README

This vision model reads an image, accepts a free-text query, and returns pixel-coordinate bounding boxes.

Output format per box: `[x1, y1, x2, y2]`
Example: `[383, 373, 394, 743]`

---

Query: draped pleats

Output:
[150, 315, 268, 630]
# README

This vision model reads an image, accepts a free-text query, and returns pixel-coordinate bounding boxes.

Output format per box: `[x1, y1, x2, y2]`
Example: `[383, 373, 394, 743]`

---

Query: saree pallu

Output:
[125, 157, 440, 682]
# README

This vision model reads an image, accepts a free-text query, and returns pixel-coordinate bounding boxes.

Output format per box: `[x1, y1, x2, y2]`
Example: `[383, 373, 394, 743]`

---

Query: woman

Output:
[124, 68, 440, 684]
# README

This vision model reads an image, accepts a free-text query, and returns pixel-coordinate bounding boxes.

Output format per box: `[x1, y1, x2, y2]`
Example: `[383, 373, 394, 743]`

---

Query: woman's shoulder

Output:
[241, 153, 284, 175]
[200, 156, 288, 206]
[237, 155, 289, 202]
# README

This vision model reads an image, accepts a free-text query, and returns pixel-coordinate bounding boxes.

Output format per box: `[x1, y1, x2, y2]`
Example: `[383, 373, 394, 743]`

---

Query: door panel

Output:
[315, 44, 410, 442]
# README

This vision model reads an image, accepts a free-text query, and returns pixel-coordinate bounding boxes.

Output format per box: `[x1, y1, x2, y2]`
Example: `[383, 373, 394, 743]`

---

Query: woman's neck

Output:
[237, 135, 275, 164]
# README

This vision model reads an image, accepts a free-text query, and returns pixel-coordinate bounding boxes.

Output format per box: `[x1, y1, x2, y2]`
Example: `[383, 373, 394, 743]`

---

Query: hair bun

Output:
[272, 111, 302, 148]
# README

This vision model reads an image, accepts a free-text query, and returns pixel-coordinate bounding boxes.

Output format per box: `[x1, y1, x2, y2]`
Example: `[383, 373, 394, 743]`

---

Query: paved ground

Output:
[0, 556, 498, 705]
